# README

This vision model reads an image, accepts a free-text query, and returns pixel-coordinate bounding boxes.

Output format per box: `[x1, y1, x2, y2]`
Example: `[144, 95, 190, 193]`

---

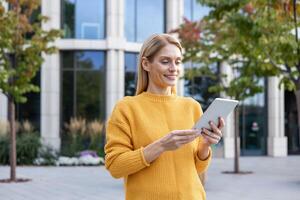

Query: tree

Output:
[0, 0, 61, 182]
[172, 0, 300, 173]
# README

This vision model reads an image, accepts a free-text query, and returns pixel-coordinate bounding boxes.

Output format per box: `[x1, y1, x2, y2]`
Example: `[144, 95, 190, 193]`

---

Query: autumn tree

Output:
[0, 0, 61, 182]
[172, 0, 300, 173]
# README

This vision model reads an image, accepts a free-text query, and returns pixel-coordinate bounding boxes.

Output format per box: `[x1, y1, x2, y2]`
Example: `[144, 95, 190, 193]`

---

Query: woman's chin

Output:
[164, 81, 177, 87]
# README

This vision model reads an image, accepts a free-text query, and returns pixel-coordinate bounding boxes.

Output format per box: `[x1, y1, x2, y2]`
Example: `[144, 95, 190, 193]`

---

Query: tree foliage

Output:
[172, 0, 300, 100]
[0, 0, 61, 102]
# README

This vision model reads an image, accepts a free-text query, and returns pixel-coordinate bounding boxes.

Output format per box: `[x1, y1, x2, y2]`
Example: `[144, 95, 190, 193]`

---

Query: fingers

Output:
[169, 129, 201, 146]
[218, 117, 225, 129]
[201, 128, 221, 141]
[172, 133, 198, 143]
[201, 132, 220, 144]
[209, 121, 222, 137]
[171, 129, 201, 136]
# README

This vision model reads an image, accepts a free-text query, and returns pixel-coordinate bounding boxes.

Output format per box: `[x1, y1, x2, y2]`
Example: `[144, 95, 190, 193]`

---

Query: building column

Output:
[220, 62, 235, 158]
[41, 0, 61, 150]
[0, 93, 7, 121]
[106, 51, 125, 117]
[166, 0, 185, 96]
[267, 77, 287, 156]
[0, 0, 9, 122]
[106, 0, 125, 117]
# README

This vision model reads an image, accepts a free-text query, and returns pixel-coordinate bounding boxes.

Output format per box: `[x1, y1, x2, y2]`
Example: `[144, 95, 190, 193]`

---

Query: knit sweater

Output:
[105, 91, 212, 200]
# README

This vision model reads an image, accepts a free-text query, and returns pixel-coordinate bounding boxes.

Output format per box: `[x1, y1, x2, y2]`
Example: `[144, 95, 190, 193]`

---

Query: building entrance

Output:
[240, 81, 267, 156]
[285, 91, 300, 154]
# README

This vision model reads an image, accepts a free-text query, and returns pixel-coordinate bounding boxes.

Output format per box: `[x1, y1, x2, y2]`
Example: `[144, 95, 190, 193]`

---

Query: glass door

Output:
[285, 91, 300, 154]
[240, 79, 267, 156]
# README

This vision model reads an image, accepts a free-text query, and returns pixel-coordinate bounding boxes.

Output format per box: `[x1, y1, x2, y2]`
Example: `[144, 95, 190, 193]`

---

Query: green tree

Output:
[0, 0, 61, 182]
[172, 0, 300, 173]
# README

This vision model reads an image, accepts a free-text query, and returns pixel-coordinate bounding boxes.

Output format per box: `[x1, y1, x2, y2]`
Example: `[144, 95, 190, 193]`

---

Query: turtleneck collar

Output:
[139, 91, 177, 102]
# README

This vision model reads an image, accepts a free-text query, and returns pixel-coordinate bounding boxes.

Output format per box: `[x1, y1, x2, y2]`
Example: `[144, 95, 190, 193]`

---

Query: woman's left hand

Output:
[201, 117, 225, 145]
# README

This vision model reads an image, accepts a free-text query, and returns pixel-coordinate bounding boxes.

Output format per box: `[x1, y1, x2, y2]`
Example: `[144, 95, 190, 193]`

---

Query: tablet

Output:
[193, 98, 239, 130]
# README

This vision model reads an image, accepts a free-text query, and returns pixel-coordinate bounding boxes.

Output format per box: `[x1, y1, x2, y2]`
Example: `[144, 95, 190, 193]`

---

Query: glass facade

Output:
[125, 52, 138, 96]
[60, 51, 106, 126]
[125, 0, 165, 42]
[184, 62, 220, 110]
[62, 0, 105, 39]
[184, 0, 210, 21]
[183, 0, 214, 110]
[240, 79, 267, 155]
[285, 91, 300, 154]
[16, 71, 41, 132]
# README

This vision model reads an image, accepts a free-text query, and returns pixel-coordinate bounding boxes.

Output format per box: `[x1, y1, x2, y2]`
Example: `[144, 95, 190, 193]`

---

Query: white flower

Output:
[58, 156, 79, 166]
[79, 155, 101, 165]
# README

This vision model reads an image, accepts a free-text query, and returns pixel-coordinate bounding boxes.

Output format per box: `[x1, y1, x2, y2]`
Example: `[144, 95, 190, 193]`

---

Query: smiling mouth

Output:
[164, 75, 177, 80]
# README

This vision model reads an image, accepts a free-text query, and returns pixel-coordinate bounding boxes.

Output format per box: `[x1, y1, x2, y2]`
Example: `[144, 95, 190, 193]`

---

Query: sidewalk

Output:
[0, 156, 299, 200]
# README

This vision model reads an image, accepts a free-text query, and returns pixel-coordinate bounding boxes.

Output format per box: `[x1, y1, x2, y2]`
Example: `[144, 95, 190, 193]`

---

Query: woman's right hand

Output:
[143, 129, 201, 164]
[159, 129, 201, 151]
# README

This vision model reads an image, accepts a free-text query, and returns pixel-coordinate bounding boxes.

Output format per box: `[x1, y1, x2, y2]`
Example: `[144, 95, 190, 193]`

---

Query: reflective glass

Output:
[125, 0, 165, 42]
[61, 51, 106, 126]
[136, 0, 165, 42]
[184, 0, 210, 21]
[125, 52, 138, 96]
[76, 51, 105, 70]
[62, 0, 75, 38]
[240, 78, 267, 155]
[62, 0, 105, 39]
[125, 0, 135, 42]
[16, 71, 41, 131]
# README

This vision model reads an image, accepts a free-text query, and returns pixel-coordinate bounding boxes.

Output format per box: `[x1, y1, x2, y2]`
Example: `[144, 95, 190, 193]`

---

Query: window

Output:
[184, 0, 214, 110]
[184, 62, 219, 110]
[62, 0, 105, 39]
[240, 79, 267, 155]
[184, 0, 210, 21]
[125, 52, 138, 96]
[61, 51, 106, 126]
[16, 71, 41, 131]
[125, 0, 165, 42]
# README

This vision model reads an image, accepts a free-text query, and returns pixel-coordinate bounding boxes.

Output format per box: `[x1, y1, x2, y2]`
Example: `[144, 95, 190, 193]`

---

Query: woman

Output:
[105, 33, 224, 200]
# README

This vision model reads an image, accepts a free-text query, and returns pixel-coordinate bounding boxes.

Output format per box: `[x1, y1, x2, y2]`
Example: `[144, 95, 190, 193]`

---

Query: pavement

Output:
[0, 156, 299, 200]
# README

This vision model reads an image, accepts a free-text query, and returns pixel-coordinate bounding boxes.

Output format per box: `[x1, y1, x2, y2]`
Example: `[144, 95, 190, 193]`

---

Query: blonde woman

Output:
[105, 33, 224, 200]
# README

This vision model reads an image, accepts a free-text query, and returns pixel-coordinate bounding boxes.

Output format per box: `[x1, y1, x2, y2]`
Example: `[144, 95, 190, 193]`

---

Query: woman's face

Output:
[142, 44, 182, 92]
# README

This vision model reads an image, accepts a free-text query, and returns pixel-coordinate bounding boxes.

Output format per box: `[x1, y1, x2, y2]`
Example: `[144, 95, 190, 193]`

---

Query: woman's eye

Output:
[161, 60, 169, 64]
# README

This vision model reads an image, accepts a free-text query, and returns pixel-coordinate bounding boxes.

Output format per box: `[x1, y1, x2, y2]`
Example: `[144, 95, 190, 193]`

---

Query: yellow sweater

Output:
[105, 92, 212, 200]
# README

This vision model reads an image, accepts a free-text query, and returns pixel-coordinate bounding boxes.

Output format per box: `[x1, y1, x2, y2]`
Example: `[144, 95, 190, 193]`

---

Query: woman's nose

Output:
[169, 62, 177, 72]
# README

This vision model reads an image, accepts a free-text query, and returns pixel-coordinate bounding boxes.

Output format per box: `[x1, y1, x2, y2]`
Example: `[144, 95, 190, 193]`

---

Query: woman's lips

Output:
[164, 75, 177, 80]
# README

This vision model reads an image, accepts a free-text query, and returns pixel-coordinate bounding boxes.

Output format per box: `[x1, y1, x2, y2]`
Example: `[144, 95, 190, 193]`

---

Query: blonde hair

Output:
[135, 33, 183, 95]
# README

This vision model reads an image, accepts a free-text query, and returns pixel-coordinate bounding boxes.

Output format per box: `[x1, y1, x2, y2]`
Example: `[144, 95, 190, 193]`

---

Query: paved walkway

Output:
[0, 156, 299, 200]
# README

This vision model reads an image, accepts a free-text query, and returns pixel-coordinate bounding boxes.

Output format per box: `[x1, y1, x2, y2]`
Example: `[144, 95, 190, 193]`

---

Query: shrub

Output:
[61, 118, 105, 157]
[0, 133, 41, 165]
[0, 136, 9, 165]
[16, 132, 41, 165]
[0, 120, 9, 137]
[34, 146, 58, 166]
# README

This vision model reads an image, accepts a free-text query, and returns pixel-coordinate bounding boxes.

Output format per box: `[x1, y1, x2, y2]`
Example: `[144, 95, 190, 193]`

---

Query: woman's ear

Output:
[141, 57, 150, 72]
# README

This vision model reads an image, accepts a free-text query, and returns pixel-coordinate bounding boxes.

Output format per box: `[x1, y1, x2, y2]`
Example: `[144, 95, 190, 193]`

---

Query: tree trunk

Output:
[8, 95, 16, 181]
[234, 106, 240, 173]
[294, 90, 300, 147]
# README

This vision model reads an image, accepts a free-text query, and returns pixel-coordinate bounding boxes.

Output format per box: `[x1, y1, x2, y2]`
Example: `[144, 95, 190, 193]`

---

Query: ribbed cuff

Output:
[140, 147, 150, 167]
[195, 147, 212, 173]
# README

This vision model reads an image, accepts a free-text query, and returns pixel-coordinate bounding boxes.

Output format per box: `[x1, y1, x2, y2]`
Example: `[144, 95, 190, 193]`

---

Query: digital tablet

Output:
[193, 98, 239, 130]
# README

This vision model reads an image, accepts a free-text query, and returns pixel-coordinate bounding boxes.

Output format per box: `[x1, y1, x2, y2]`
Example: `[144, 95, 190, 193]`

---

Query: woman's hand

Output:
[143, 129, 201, 164]
[196, 117, 225, 160]
[143, 118, 225, 164]
[159, 129, 201, 151]
[201, 117, 225, 145]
